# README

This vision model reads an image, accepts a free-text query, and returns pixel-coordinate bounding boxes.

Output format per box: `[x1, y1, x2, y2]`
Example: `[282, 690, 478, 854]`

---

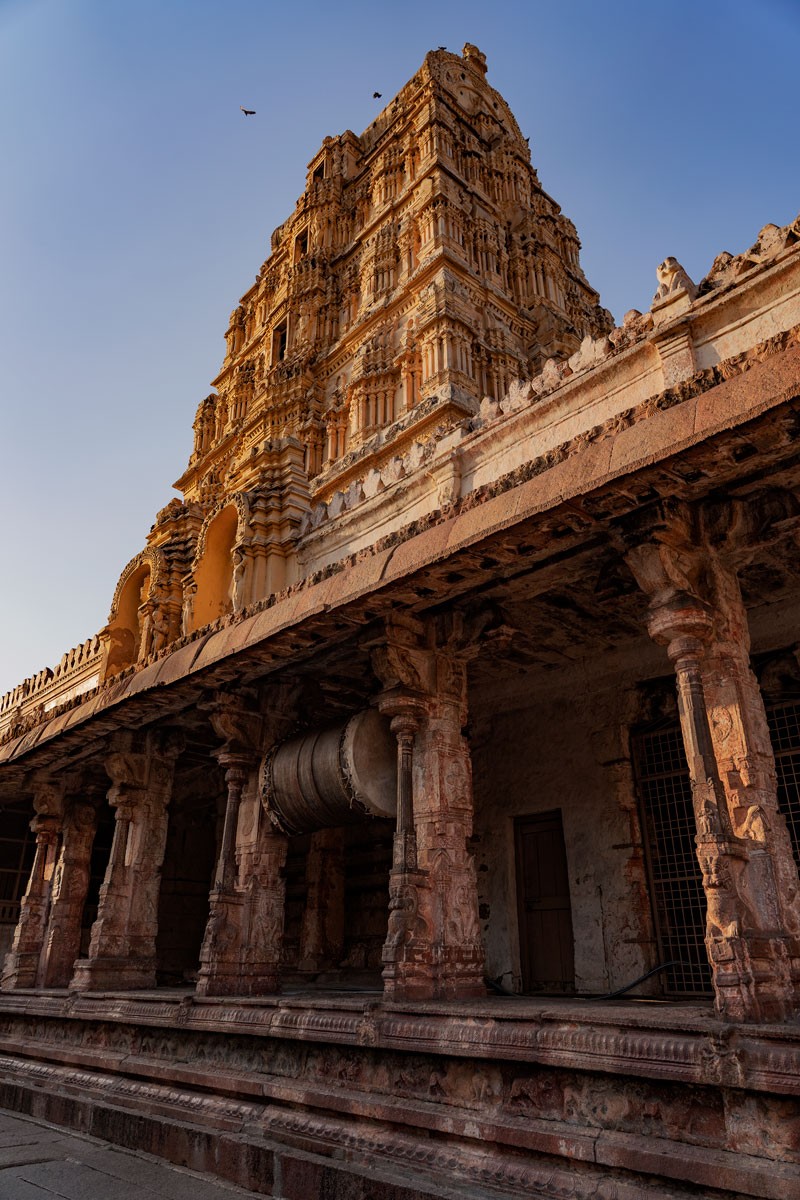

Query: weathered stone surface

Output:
[0, 993, 798, 1197]
[1, 39, 800, 1200]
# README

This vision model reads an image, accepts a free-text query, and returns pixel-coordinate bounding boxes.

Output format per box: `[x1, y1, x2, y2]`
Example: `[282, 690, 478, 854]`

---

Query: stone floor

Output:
[0, 1109, 265, 1199]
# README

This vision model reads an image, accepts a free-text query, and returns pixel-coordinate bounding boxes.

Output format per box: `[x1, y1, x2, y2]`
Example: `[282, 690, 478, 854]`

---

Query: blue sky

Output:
[1, 0, 798, 696]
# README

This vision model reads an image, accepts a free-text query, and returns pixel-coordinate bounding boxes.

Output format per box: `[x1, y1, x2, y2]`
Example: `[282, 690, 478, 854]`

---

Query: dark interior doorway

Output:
[156, 759, 222, 986]
[514, 810, 574, 993]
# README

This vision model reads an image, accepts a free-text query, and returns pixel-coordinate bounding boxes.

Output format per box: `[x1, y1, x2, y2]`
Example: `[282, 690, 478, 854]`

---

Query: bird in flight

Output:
[372, 91, 382, 99]
[240, 106, 256, 116]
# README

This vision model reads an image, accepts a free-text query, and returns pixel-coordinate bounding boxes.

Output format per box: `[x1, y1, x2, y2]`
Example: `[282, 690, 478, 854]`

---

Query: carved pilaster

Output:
[197, 684, 298, 996]
[627, 516, 800, 1022]
[70, 730, 182, 991]
[39, 798, 99, 988]
[372, 614, 485, 1000]
[1, 780, 64, 991]
[196, 755, 251, 996]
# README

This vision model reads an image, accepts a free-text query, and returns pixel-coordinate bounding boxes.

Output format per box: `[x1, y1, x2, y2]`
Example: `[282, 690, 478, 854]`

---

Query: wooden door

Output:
[515, 811, 574, 993]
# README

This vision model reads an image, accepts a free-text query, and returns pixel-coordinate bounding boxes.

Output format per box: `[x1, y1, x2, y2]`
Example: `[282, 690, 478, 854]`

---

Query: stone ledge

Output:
[0, 990, 798, 1095]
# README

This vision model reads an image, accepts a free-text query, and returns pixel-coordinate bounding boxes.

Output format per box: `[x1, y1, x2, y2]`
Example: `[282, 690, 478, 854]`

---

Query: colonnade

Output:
[0, 619, 486, 1003]
[3, 534, 800, 1021]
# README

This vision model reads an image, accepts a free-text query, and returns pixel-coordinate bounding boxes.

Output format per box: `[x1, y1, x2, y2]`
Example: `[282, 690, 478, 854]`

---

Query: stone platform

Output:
[0, 989, 798, 1198]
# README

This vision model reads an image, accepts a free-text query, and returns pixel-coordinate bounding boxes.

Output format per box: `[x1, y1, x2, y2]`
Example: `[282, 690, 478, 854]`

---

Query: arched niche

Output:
[103, 560, 152, 677]
[102, 546, 171, 678]
[188, 504, 239, 632]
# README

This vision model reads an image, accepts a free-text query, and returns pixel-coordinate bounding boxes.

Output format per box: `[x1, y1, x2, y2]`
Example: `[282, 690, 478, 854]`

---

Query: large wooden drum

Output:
[260, 708, 397, 836]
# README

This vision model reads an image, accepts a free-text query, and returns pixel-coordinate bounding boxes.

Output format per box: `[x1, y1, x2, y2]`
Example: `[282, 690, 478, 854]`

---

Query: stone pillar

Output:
[237, 824, 289, 993]
[699, 552, 800, 951]
[372, 614, 485, 1000]
[197, 686, 297, 996]
[378, 701, 431, 997]
[298, 828, 346, 974]
[39, 799, 99, 988]
[71, 730, 182, 991]
[627, 526, 800, 1022]
[1, 781, 64, 990]
[197, 753, 254, 996]
[214, 763, 248, 892]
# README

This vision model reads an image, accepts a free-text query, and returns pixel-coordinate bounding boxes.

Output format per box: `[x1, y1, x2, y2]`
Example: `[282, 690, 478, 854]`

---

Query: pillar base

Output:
[41, 956, 79, 991]
[712, 934, 800, 1024]
[1, 953, 40, 991]
[382, 962, 486, 1002]
[195, 966, 281, 998]
[70, 956, 156, 992]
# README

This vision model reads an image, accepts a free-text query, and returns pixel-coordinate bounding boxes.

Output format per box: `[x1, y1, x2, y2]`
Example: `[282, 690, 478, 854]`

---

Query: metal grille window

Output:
[767, 701, 800, 868]
[634, 726, 713, 997]
[635, 702, 800, 1000]
[0, 806, 35, 926]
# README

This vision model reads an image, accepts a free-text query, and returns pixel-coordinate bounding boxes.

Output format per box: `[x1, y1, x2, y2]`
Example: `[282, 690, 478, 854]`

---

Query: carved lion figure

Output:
[653, 257, 697, 303]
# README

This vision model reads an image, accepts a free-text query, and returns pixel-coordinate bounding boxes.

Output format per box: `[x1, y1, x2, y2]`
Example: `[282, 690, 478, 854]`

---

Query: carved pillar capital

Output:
[222, 762, 250, 788]
[370, 615, 435, 697]
[390, 711, 422, 742]
[377, 687, 427, 728]
[29, 814, 61, 844]
[204, 691, 264, 763]
[30, 778, 66, 821]
[645, 594, 714, 662]
[104, 729, 183, 803]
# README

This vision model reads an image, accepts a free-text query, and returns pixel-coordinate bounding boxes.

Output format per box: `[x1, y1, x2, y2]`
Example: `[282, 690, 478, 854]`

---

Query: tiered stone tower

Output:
[100, 44, 610, 675]
[179, 42, 609, 504]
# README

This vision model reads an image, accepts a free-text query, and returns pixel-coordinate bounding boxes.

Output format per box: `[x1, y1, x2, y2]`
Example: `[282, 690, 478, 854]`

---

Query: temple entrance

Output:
[514, 810, 574, 993]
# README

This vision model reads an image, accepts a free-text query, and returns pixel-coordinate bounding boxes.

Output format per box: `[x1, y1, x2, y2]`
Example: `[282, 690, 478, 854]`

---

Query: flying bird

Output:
[372, 91, 382, 99]
[240, 106, 256, 116]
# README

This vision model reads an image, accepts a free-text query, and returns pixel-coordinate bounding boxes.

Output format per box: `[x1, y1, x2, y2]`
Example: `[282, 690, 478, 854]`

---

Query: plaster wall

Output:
[471, 657, 657, 995]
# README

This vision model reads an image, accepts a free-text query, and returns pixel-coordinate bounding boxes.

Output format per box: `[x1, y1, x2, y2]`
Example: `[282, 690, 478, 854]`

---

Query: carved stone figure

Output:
[652, 257, 698, 303]
[231, 550, 247, 613]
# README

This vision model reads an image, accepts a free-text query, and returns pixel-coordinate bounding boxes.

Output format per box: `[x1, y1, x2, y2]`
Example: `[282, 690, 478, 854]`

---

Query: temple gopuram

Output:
[1, 44, 799, 1200]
